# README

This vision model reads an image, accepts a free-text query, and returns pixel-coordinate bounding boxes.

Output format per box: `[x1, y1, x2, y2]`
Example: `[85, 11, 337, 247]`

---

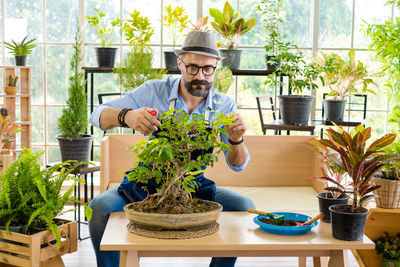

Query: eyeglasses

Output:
[180, 58, 217, 76]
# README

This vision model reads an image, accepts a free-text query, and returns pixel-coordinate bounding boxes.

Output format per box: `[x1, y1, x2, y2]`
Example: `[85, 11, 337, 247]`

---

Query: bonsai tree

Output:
[0, 149, 92, 248]
[85, 8, 121, 47]
[209, 1, 255, 50]
[114, 10, 165, 92]
[213, 66, 233, 94]
[4, 36, 36, 66]
[163, 5, 189, 49]
[125, 109, 232, 213]
[58, 22, 88, 139]
[311, 125, 398, 212]
[313, 50, 379, 100]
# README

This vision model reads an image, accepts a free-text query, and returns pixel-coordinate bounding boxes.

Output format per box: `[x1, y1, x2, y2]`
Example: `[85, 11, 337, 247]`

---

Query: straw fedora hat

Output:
[174, 31, 224, 60]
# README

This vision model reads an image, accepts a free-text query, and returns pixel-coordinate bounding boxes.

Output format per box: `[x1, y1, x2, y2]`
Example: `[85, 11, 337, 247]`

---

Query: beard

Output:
[182, 77, 212, 97]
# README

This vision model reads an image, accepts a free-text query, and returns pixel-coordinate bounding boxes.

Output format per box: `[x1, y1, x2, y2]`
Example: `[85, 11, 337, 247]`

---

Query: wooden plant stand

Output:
[352, 208, 400, 267]
[0, 220, 77, 267]
[0, 154, 13, 175]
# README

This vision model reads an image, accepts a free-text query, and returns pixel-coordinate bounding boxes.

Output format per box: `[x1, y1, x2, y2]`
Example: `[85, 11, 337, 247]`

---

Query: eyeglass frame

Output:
[179, 57, 217, 76]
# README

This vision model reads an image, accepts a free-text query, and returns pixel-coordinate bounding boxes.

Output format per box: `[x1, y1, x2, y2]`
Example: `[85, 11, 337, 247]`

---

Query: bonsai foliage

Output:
[313, 50, 379, 100]
[85, 8, 121, 47]
[126, 109, 233, 212]
[58, 21, 88, 138]
[190, 16, 209, 32]
[310, 125, 398, 212]
[4, 36, 36, 56]
[123, 10, 154, 51]
[375, 232, 400, 261]
[213, 66, 233, 94]
[8, 74, 19, 86]
[0, 149, 92, 248]
[163, 5, 189, 48]
[209, 1, 255, 50]
[0, 111, 21, 152]
[114, 10, 165, 92]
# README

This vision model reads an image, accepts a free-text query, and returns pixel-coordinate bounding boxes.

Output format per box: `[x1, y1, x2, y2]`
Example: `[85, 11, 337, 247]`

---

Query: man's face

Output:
[178, 53, 218, 98]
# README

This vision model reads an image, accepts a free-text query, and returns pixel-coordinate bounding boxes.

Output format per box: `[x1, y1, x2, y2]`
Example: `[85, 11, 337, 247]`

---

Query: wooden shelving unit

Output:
[0, 66, 31, 157]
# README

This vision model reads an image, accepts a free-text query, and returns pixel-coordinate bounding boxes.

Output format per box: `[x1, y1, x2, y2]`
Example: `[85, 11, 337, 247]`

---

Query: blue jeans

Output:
[89, 186, 255, 267]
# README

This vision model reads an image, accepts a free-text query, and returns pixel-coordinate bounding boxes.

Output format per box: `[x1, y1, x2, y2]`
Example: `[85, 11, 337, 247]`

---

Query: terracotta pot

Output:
[124, 200, 222, 230]
[4, 86, 18, 95]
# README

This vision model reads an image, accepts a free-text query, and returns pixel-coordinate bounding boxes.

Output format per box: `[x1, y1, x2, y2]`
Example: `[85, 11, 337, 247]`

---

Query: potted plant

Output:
[257, 0, 286, 71]
[266, 48, 320, 125]
[85, 8, 121, 67]
[209, 1, 255, 70]
[162, 5, 189, 69]
[57, 22, 92, 164]
[124, 109, 233, 231]
[375, 232, 400, 266]
[312, 124, 398, 240]
[4, 74, 19, 95]
[0, 148, 92, 249]
[370, 139, 400, 209]
[313, 50, 379, 121]
[308, 139, 349, 222]
[213, 66, 233, 94]
[0, 108, 20, 155]
[190, 16, 209, 32]
[114, 10, 166, 92]
[4, 36, 36, 66]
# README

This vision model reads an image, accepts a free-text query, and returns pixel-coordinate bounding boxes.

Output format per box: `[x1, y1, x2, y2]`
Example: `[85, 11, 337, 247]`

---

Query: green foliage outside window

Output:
[57, 21, 88, 138]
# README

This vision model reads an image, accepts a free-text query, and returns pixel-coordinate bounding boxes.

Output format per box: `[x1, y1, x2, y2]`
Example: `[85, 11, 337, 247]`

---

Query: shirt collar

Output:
[168, 78, 215, 110]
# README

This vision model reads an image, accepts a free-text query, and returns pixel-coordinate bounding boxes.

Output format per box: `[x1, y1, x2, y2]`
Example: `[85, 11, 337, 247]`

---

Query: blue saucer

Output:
[253, 212, 318, 235]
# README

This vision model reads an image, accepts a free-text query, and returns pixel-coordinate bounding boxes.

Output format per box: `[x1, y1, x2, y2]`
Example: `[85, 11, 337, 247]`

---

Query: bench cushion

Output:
[108, 183, 318, 212]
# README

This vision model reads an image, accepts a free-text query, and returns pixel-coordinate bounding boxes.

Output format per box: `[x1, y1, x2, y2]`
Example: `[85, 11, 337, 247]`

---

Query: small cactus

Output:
[0, 107, 8, 117]
[8, 74, 19, 86]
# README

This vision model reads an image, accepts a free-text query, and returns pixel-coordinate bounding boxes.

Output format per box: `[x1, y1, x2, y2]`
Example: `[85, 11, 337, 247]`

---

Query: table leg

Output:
[313, 256, 329, 267]
[120, 251, 140, 267]
[298, 256, 306, 267]
[328, 250, 345, 267]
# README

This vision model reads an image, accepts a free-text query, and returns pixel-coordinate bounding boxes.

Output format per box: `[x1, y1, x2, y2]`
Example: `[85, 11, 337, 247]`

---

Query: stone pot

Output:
[124, 200, 222, 230]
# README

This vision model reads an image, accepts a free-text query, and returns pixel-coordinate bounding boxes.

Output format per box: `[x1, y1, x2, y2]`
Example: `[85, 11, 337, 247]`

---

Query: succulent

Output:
[4, 36, 37, 56]
[8, 74, 19, 86]
[375, 232, 400, 260]
[0, 108, 8, 117]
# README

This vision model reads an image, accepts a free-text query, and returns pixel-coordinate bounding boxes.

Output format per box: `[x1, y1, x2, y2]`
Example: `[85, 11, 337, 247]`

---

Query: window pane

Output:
[366, 111, 388, 140]
[237, 76, 272, 108]
[123, 0, 161, 44]
[47, 146, 61, 164]
[4, 0, 43, 42]
[319, 0, 352, 48]
[354, 0, 392, 49]
[32, 107, 44, 145]
[281, 0, 311, 48]
[240, 109, 263, 135]
[47, 45, 72, 105]
[47, 107, 62, 144]
[240, 49, 266, 70]
[86, 0, 121, 45]
[46, 0, 78, 43]
[238, 0, 264, 46]
[29, 46, 44, 105]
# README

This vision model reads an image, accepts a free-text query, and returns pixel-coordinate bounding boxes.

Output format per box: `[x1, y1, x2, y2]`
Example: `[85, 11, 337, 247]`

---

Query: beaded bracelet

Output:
[228, 137, 244, 145]
[118, 108, 132, 127]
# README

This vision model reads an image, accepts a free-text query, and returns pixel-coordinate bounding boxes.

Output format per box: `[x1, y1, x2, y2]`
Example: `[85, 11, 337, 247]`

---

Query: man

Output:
[89, 31, 255, 267]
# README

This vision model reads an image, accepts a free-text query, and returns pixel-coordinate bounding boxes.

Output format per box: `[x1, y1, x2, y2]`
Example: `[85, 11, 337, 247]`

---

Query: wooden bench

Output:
[100, 134, 323, 212]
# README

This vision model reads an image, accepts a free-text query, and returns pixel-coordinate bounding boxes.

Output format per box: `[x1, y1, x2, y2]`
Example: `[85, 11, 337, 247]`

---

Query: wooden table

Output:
[100, 212, 374, 267]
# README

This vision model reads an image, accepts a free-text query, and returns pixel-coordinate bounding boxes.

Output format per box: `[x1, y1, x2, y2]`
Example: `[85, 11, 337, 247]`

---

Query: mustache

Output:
[189, 79, 211, 86]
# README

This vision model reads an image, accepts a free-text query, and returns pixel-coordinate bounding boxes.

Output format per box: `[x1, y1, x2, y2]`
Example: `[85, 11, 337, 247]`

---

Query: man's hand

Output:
[225, 111, 247, 142]
[124, 107, 161, 136]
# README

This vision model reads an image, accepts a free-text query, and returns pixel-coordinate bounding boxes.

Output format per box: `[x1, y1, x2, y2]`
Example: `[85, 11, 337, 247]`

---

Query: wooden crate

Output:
[352, 208, 400, 267]
[0, 220, 77, 267]
[0, 154, 13, 175]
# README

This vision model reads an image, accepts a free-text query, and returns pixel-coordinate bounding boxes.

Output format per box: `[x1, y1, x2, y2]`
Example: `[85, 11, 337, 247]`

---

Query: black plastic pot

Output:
[15, 55, 27, 66]
[278, 95, 314, 125]
[57, 134, 93, 165]
[265, 55, 280, 71]
[323, 99, 346, 121]
[316, 192, 349, 223]
[96, 47, 117, 68]
[329, 204, 369, 241]
[164, 51, 178, 69]
[219, 49, 242, 70]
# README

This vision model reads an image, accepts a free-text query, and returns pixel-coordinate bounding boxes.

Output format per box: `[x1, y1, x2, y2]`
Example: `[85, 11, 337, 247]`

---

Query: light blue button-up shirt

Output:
[90, 76, 249, 172]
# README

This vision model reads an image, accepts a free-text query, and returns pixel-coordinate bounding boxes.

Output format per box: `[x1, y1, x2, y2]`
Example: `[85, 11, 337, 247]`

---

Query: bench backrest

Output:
[100, 134, 323, 192]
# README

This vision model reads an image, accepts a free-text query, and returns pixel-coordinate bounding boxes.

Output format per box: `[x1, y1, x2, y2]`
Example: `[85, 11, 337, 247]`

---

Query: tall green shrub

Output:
[58, 21, 88, 138]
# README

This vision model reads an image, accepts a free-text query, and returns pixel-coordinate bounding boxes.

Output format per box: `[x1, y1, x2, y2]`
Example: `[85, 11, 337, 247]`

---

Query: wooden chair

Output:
[256, 95, 315, 136]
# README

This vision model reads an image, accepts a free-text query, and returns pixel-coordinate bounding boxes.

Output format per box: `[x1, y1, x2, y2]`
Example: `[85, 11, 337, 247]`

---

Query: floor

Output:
[60, 213, 361, 267]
